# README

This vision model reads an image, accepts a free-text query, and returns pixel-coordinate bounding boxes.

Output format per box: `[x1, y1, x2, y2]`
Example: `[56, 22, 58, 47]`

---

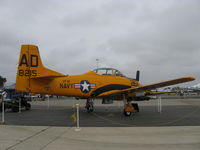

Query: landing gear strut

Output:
[85, 99, 94, 112]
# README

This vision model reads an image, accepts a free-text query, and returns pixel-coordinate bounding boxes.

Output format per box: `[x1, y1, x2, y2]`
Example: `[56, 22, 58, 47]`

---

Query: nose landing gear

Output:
[123, 95, 139, 116]
[123, 103, 139, 116]
[124, 102, 134, 116]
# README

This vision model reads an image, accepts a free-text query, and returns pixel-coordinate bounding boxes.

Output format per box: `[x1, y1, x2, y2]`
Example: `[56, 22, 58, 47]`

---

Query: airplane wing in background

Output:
[97, 76, 195, 98]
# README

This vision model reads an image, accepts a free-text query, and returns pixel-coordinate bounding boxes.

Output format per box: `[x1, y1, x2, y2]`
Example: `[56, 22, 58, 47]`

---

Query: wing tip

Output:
[186, 76, 196, 81]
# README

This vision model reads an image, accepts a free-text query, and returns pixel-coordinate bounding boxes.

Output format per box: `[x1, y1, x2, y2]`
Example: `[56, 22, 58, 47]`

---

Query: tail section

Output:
[16, 45, 64, 93]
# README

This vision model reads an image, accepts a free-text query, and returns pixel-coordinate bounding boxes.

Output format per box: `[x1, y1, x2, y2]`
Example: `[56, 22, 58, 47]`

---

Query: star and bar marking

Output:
[74, 80, 96, 93]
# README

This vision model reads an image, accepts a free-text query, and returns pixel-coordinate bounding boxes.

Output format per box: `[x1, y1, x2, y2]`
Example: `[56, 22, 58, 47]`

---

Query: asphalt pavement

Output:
[0, 97, 200, 127]
[0, 97, 200, 150]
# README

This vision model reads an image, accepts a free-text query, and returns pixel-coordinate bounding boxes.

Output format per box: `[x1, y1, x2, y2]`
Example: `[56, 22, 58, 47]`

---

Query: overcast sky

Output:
[0, 0, 199, 86]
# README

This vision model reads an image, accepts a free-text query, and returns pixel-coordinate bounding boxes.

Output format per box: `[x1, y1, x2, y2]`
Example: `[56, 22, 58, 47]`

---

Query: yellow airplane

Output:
[15, 45, 195, 116]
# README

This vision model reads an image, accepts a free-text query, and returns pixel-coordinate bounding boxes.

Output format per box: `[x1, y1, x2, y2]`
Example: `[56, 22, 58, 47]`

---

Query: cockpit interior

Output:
[93, 68, 124, 77]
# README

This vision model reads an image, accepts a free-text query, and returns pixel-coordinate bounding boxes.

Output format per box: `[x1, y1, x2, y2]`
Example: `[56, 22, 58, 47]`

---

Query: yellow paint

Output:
[70, 112, 77, 123]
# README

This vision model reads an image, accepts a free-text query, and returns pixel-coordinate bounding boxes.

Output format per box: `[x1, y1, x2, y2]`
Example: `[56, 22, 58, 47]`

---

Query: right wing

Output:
[97, 76, 195, 97]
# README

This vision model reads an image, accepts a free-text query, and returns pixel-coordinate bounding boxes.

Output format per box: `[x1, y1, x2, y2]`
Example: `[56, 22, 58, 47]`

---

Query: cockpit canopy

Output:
[93, 68, 124, 77]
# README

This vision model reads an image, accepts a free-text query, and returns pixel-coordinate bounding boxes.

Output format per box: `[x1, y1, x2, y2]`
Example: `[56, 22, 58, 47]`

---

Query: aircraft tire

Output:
[124, 110, 131, 116]
[87, 106, 94, 112]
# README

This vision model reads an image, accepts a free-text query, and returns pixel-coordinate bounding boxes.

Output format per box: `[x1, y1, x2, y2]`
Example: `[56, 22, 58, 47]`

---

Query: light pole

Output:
[96, 59, 99, 69]
[75, 103, 81, 131]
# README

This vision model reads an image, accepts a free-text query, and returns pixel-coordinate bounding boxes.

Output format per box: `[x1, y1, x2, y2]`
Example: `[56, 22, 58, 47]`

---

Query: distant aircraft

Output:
[15, 45, 195, 116]
[145, 87, 176, 96]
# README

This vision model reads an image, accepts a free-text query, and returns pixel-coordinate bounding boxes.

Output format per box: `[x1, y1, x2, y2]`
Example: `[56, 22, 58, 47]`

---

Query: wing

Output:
[98, 76, 195, 97]
[145, 91, 176, 95]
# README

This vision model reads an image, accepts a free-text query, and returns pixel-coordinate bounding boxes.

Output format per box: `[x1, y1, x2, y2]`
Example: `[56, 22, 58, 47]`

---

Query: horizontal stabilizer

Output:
[31, 75, 67, 80]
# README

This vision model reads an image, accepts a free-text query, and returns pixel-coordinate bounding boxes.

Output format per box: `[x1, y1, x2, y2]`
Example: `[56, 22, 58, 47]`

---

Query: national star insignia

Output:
[81, 81, 90, 92]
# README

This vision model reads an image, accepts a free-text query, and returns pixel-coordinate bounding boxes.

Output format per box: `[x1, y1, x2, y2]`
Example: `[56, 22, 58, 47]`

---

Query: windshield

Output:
[93, 68, 124, 77]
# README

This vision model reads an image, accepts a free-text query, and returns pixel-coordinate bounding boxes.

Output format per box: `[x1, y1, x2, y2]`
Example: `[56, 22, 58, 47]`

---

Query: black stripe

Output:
[91, 84, 131, 97]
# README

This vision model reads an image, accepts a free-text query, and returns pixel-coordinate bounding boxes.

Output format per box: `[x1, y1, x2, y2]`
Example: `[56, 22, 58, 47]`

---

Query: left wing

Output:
[97, 76, 195, 97]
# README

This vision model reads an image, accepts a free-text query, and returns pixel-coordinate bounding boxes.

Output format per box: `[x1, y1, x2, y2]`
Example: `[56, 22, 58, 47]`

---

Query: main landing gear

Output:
[85, 99, 94, 112]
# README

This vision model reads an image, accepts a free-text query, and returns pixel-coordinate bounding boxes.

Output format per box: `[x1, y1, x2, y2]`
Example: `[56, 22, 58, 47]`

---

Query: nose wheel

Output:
[85, 99, 94, 112]
[124, 110, 132, 116]
[123, 95, 139, 117]
[123, 103, 139, 116]
[123, 102, 134, 117]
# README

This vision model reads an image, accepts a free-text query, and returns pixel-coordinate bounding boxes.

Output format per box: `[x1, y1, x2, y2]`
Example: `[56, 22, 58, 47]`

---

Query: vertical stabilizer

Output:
[15, 45, 64, 92]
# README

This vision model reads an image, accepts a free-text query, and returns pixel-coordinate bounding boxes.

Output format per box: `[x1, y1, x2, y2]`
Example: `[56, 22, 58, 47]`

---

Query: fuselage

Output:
[30, 71, 141, 98]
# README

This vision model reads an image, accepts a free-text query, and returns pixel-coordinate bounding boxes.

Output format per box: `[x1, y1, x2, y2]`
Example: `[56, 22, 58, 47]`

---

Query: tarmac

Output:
[0, 97, 200, 150]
